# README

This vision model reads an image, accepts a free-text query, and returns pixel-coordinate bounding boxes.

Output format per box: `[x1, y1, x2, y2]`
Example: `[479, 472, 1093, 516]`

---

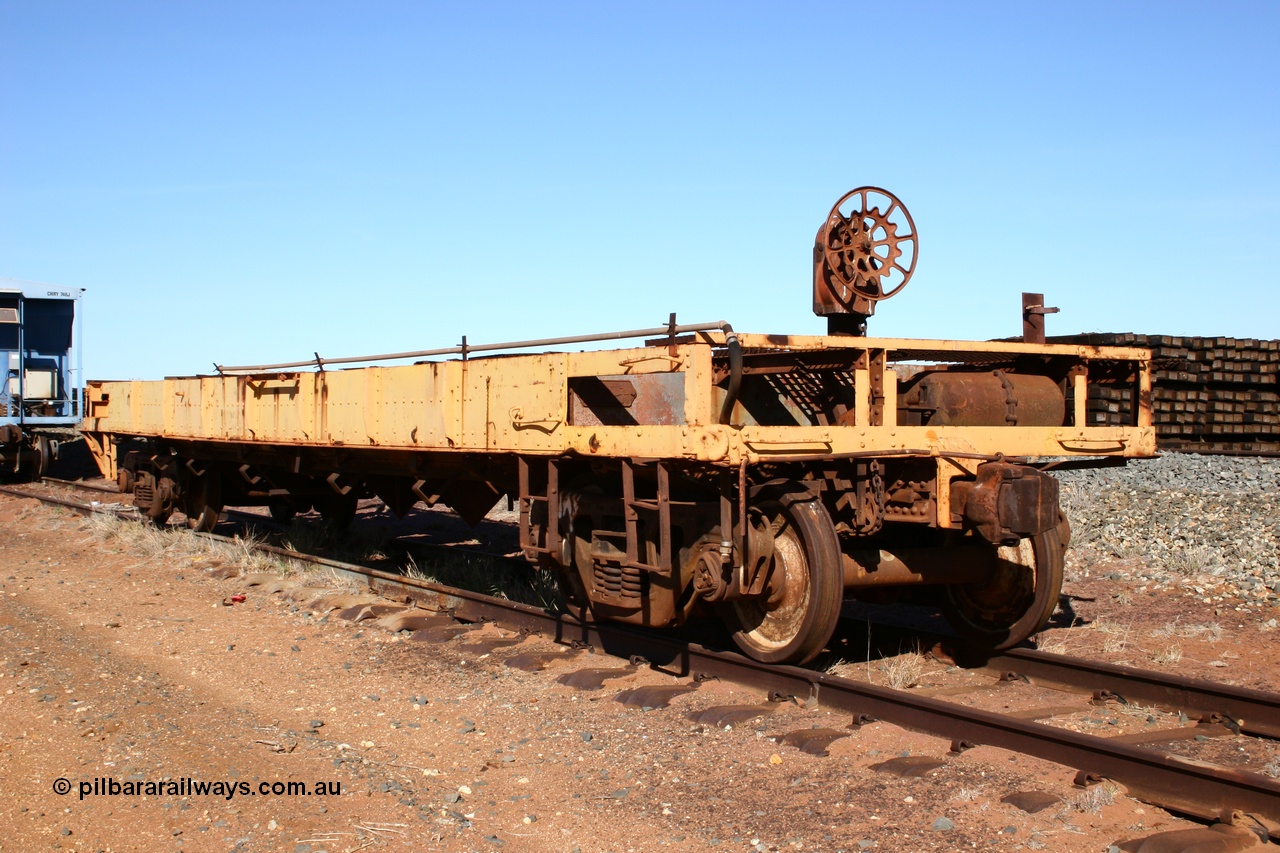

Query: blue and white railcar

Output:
[0, 279, 84, 480]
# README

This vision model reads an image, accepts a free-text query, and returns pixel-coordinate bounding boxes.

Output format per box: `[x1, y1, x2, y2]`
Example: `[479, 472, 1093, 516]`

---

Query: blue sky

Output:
[2, 1, 1277, 379]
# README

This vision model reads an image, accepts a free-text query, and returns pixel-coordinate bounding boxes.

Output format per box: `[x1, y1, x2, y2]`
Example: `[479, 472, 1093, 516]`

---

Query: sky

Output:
[2, 1, 1277, 380]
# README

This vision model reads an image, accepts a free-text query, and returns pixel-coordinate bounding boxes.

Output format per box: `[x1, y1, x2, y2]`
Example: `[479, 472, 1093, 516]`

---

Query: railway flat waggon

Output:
[1, 279, 84, 481]
[80, 189, 1157, 664]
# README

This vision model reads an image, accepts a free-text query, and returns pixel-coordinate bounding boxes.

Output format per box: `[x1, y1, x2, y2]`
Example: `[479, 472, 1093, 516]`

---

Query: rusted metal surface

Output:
[1021, 292, 1059, 345]
[898, 371, 1065, 427]
[78, 321, 1156, 663]
[812, 187, 918, 335]
[841, 545, 993, 588]
[950, 462, 1061, 543]
[41, 476, 117, 493]
[1117, 823, 1267, 852]
[568, 373, 686, 427]
[566, 615, 1280, 828]
[80, 344, 1156, 471]
[990, 648, 1280, 740]
[395, 570, 1280, 829]
[706, 659, 1280, 829]
[0, 484, 134, 515]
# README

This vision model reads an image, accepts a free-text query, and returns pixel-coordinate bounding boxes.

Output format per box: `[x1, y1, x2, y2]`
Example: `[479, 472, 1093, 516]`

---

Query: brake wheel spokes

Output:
[821, 187, 917, 304]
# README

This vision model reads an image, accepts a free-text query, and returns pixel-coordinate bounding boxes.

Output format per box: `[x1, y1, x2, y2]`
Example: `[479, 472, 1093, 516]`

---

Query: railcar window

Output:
[20, 299, 74, 351]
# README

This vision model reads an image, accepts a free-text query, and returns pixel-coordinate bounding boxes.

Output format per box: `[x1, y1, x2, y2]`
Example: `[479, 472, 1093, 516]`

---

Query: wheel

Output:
[31, 436, 51, 482]
[553, 552, 592, 619]
[558, 485, 604, 619]
[940, 527, 1065, 651]
[186, 504, 220, 533]
[720, 488, 844, 665]
[11, 435, 51, 483]
[147, 473, 177, 525]
[316, 493, 358, 530]
[183, 472, 222, 533]
[268, 498, 297, 524]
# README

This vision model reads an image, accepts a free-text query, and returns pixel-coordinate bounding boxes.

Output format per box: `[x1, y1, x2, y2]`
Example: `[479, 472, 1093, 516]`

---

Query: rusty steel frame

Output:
[85, 331, 1156, 475]
[81, 335, 1158, 549]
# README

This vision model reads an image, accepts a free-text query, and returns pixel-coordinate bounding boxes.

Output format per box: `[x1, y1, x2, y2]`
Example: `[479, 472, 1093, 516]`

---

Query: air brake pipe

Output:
[214, 320, 739, 374]
[717, 324, 741, 426]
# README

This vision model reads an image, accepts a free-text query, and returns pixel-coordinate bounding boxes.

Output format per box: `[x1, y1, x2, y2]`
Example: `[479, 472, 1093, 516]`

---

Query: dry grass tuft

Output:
[878, 652, 927, 690]
[1037, 637, 1070, 655]
[1162, 545, 1217, 576]
[85, 513, 296, 576]
[85, 508, 565, 611]
[1179, 622, 1223, 642]
[1151, 618, 1223, 643]
[1070, 781, 1119, 814]
[403, 550, 563, 611]
[1101, 632, 1130, 654]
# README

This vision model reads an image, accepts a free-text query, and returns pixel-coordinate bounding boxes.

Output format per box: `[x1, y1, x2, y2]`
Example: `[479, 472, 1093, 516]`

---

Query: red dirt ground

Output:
[2, 493, 1273, 853]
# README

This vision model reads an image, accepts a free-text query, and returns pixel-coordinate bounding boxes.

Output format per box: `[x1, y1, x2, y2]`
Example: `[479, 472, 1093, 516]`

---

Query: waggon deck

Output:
[81, 330, 1156, 470]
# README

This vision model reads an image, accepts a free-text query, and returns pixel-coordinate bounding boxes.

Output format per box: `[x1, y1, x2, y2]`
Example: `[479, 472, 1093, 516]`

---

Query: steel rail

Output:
[0, 484, 134, 514]
[3, 484, 1279, 833]
[989, 648, 1280, 740]
[41, 476, 119, 493]
[271, 543, 1280, 831]
[856, 617, 1280, 740]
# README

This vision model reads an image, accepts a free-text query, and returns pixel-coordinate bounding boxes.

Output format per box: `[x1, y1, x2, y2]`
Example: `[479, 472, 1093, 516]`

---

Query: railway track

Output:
[3, 478, 1279, 841]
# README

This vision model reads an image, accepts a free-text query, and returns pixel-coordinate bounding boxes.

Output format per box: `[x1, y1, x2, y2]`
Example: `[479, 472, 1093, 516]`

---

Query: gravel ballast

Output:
[1056, 453, 1280, 605]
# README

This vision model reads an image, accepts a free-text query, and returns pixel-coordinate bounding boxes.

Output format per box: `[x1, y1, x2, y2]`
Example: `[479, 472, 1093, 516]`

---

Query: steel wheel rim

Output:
[729, 516, 812, 653]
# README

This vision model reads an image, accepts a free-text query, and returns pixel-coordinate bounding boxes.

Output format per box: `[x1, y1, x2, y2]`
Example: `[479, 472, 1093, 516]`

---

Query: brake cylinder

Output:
[899, 370, 1064, 427]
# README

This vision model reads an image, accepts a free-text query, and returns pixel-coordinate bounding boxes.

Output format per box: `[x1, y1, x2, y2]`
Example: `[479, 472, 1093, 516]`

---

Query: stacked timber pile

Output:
[1050, 333, 1280, 453]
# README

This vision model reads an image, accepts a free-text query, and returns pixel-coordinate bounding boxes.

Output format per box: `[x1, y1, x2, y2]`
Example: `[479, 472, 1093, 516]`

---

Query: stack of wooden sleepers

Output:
[1048, 333, 1280, 454]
